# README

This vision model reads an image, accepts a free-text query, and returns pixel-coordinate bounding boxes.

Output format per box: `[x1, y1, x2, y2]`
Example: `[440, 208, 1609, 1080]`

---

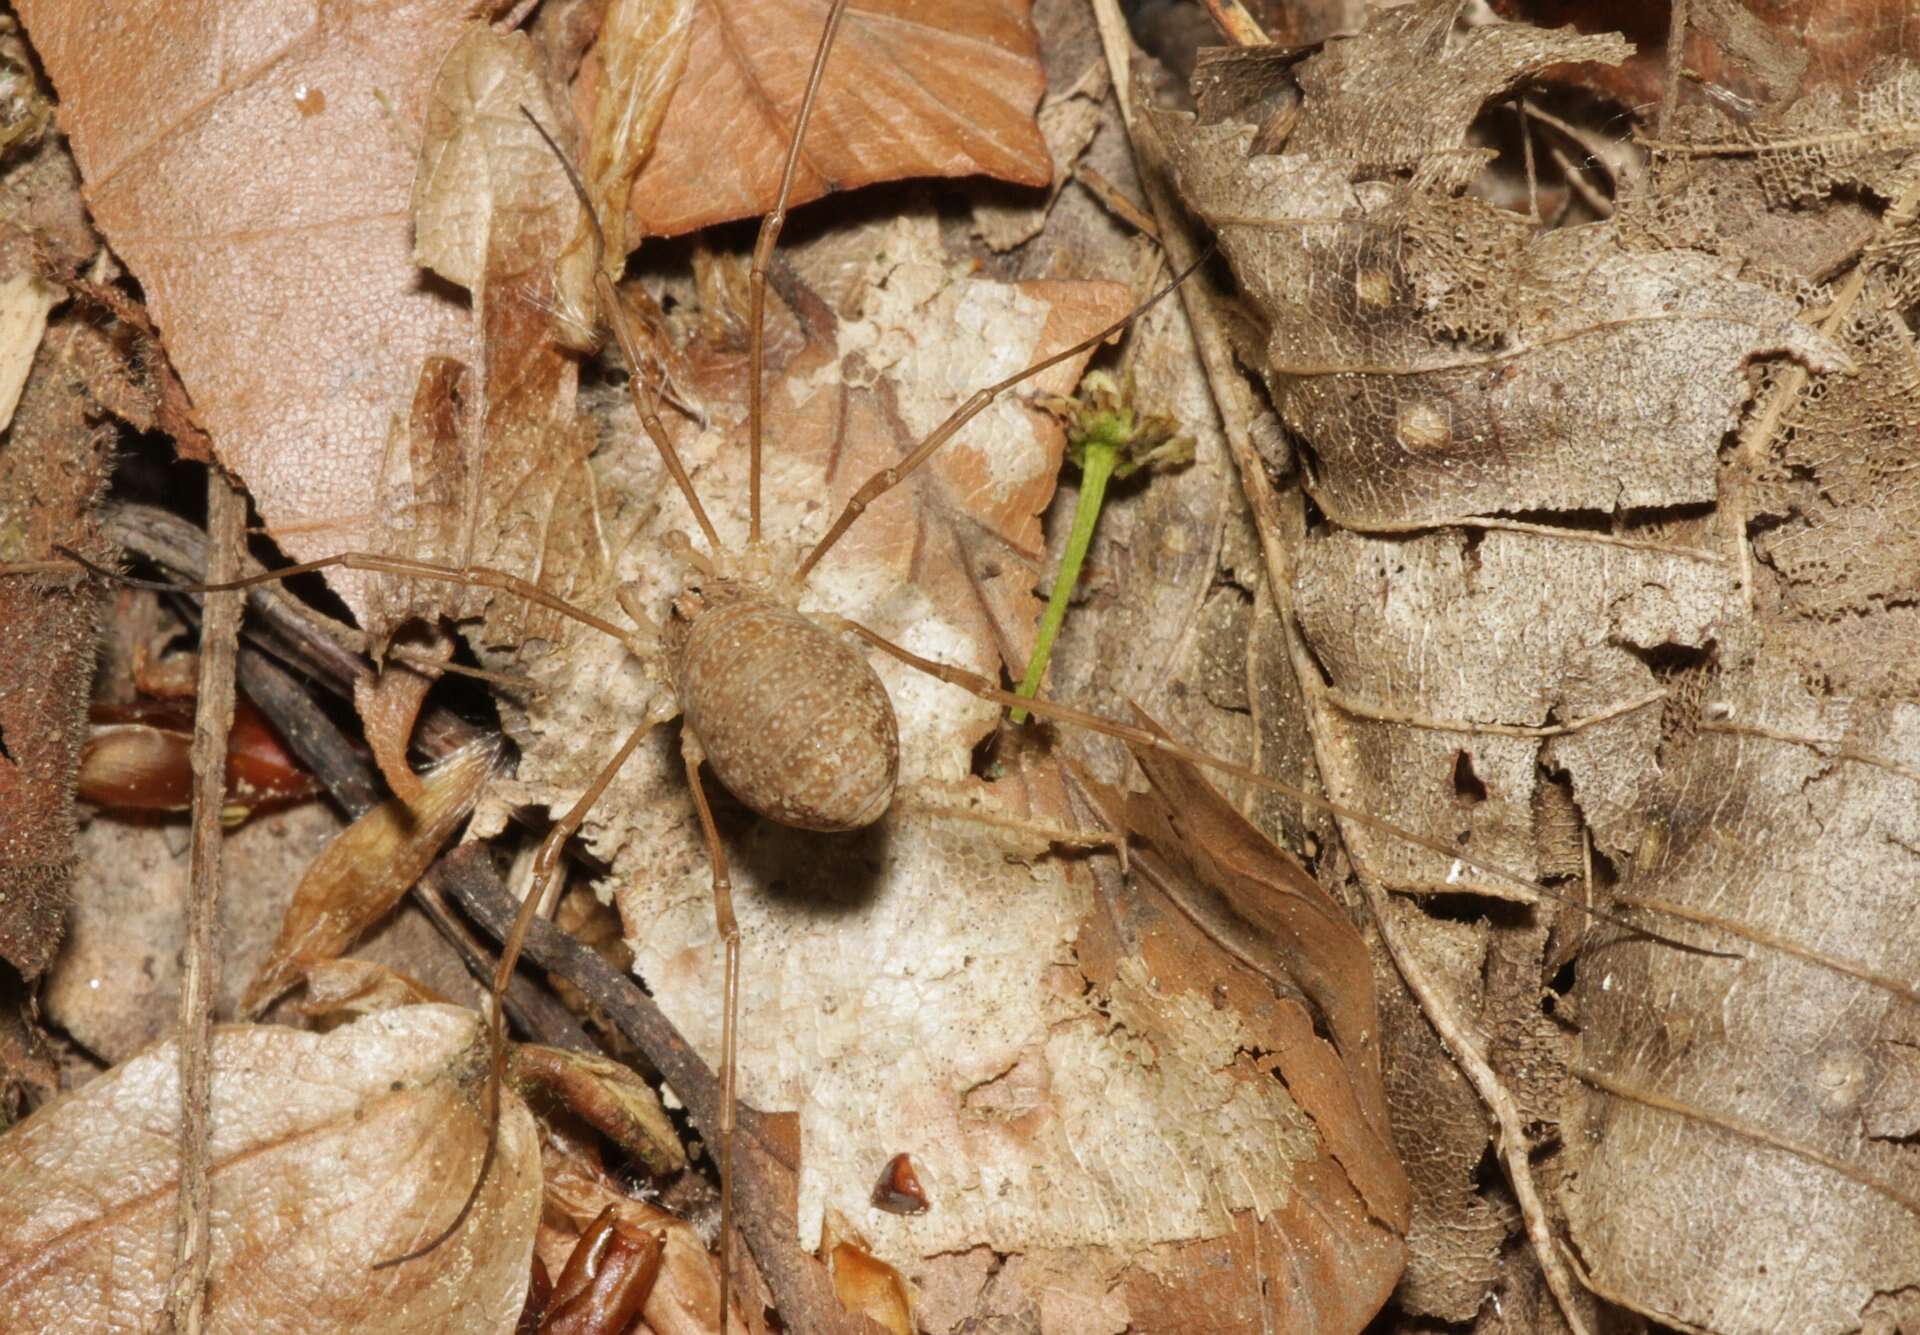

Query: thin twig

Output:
[1200, 0, 1268, 46]
[1658, 0, 1689, 140]
[1323, 686, 1668, 739]
[1073, 164, 1162, 241]
[160, 473, 244, 1333]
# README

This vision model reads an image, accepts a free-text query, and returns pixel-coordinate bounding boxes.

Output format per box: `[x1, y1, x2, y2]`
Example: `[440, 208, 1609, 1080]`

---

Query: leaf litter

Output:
[8, 0, 1919, 1331]
[1150, 0, 1920, 1330]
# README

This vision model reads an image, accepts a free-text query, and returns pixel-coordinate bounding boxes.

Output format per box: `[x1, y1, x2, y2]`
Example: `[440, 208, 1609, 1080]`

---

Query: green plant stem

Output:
[1010, 439, 1119, 724]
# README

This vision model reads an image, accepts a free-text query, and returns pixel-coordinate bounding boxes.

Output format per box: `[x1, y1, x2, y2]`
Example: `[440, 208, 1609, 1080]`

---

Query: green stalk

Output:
[1009, 437, 1119, 725]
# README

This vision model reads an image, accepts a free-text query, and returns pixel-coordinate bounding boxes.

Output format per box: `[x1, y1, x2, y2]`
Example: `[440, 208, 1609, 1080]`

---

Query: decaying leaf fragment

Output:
[241, 737, 498, 1015]
[510, 1044, 687, 1179]
[1100, 726, 1411, 1329]
[1568, 656, 1920, 1333]
[1559, 60, 1920, 1332]
[0, 1006, 539, 1331]
[386, 25, 606, 652]
[1292, 529, 1733, 893]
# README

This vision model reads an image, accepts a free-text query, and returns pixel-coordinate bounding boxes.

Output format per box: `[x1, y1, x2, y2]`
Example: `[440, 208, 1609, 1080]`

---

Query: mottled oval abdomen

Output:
[675, 592, 899, 831]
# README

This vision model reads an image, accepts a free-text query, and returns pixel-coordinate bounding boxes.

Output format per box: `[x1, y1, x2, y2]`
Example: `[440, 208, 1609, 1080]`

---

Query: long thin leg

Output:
[679, 731, 741, 1332]
[520, 110, 725, 557]
[57, 544, 641, 652]
[790, 249, 1211, 584]
[835, 618, 1709, 952]
[749, 0, 853, 547]
[376, 712, 662, 1269]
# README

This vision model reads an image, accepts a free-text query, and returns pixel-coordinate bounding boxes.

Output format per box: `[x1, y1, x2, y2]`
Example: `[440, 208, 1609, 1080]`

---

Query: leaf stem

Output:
[1010, 440, 1118, 725]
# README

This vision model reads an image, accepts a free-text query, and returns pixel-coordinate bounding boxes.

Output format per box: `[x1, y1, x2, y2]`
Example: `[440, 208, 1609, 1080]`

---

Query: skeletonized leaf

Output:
[582, 0, 697, 265]
[1147, 2, 1849, 528]
[0, 1005, 539, 1332]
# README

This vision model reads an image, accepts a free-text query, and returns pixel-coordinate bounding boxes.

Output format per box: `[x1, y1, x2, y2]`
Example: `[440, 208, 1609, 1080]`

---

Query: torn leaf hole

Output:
[1452, 749, 1488, 805]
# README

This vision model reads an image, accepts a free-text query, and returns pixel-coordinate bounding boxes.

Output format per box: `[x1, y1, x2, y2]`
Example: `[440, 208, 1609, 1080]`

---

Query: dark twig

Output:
[431, 846, 879, 1335]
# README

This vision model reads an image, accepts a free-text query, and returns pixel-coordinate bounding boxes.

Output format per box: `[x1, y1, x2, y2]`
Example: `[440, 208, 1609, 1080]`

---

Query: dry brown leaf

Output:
[241, 737, 498, 1015]
[510, 1043, 688, 1178]
[1565, 655, 1920, 1332]
[624, 0, 1052, 237]
[577, 0, 696, 269]
[300, 956, 453, 1020]
[0, 244, 110, 983]
[1369, 909, 1510, 1322]
[18, 0, 486, 618]
[1492, 0, 1920, 111]
[0, 1005, 540, 1331]
[1086, 728, 1409, 1330]
[388, 24, 605, 648]
[1152, 36, 1850, 528]
[1292, 529, 1732, 892]
[823, 1212, 914, 1335]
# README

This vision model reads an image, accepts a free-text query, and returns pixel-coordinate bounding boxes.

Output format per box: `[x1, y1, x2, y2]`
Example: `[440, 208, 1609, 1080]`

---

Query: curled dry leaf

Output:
[0, 1005, 539, 1332]
[242, 737, 498, 1016]
[510, 1043, 688, 1178]
[1092, 720, 1410, 1330]
[625, 0, 1052, 237]
[352, 626, 455, 804]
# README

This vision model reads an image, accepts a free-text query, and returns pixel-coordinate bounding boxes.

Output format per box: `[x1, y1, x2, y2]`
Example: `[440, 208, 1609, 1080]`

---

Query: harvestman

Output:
[51, 0, 1703, 1322]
